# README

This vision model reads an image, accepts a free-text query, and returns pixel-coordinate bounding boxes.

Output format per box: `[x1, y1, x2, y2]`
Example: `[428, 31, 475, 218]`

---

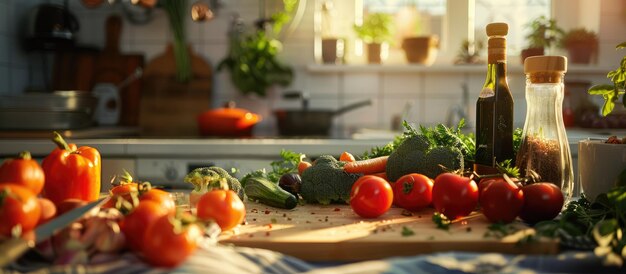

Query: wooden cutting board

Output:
[140, 43, 212, 137]
[219, 204, 559, 262]
[91, 15, 144, 126]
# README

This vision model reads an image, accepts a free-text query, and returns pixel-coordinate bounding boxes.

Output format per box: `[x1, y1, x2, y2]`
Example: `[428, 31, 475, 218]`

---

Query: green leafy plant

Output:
[534, 185, 626, 267]
[587, 42, 626, 116]
[524, 16, 563, 49]
[353, 13, 395, 44]
[454, 39, 484, 65]
[217, 1, 296, 97]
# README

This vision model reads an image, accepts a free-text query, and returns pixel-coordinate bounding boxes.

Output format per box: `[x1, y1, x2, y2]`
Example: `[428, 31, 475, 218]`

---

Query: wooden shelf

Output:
[307, 63, 613, 74]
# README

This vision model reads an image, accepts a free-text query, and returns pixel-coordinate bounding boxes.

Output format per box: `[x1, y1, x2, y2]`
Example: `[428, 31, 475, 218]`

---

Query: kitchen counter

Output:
[0, 138, 392, 190]
[0, 127, 624, 191]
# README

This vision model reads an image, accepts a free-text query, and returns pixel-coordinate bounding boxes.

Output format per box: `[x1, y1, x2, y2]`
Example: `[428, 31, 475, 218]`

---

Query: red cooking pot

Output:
[197, 102, 261, 137]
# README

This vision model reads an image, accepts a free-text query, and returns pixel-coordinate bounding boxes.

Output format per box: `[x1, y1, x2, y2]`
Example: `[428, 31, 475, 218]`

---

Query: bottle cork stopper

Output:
[486, 22, 508, 36]
[524, 56, 567, 73]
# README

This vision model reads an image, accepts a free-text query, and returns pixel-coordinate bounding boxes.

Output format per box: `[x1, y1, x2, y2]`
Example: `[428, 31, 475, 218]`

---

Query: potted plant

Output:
[559, 28, 598, 64]
[453, 39, 484, 65]
[401, 20, 438, 65]
[521, 16, 563, 63]
[353, 13, 394, 64]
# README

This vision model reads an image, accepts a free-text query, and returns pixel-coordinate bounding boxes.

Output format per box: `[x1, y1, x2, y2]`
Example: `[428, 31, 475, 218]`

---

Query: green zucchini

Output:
[243, 176, 298, 209]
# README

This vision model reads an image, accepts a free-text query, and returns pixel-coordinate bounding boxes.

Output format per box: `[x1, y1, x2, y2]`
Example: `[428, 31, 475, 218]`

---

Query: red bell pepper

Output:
[42, 132, 101, 205]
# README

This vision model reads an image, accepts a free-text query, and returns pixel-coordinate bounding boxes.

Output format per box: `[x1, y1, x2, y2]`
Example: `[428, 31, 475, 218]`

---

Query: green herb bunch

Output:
[218, 1, 296, 97]
[588, 42, 626, 116]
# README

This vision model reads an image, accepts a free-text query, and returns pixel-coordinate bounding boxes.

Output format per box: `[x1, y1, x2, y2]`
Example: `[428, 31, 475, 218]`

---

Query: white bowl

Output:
[578, 139, 626, 201]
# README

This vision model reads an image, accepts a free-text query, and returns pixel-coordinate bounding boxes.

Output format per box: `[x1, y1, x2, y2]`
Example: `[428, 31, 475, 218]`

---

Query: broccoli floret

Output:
[184, 166, 245, 200]
[386, 135, 464, 182]
[300, 155, 361, 204]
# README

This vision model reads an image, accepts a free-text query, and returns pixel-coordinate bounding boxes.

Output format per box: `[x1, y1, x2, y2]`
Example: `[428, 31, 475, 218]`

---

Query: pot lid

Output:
[200, 101, 261, 123]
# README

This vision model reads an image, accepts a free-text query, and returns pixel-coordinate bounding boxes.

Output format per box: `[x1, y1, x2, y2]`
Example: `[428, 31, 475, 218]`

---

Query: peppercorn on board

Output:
[218, 203, 559, 261]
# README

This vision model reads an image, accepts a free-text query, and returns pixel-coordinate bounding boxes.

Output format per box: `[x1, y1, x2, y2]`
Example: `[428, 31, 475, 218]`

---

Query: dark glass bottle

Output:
[474, 23, 514, 175]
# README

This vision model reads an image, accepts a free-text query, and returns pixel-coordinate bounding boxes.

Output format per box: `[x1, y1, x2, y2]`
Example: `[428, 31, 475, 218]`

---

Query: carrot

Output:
[339, 151, 356, 162]
[298, 161, 312, 175]
[343, 156, 389, 175]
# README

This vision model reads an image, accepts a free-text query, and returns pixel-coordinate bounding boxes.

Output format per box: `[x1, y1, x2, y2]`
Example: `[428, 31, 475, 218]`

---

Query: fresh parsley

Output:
[401, 226, 415, 237]
[242, 149, 305, 184]
[432, 212, 451, 230]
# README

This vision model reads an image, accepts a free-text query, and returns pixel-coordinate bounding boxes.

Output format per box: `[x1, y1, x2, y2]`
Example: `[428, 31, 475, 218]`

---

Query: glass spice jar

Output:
[516, 56, 573, 202]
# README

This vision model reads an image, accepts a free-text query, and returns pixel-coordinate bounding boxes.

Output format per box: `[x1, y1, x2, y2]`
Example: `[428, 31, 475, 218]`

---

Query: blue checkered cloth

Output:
[6, 245, 624, 274]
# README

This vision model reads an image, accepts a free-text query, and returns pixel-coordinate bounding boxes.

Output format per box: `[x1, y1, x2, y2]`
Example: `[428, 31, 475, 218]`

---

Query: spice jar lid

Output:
[486, 22, 508, 36]
[524, 56, 567, 74]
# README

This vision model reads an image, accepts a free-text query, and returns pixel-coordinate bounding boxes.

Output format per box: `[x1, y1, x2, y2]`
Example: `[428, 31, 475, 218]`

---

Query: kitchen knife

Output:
[0, 197, 109, 268]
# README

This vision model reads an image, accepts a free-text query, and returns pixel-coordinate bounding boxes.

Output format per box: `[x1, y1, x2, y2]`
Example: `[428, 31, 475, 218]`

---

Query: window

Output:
[474, 0, 551, 54]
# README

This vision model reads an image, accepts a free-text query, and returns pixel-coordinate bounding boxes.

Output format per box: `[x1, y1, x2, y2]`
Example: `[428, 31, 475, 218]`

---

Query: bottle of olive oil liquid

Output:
[474, 22, 514, 174]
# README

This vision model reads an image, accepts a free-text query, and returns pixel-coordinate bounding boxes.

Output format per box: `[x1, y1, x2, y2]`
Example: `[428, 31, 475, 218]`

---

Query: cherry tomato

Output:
[432, 173, 478, 220]
[479, 177, 520, 197]
[0, 151, 45, 195]
[350, 175, 393, 218]
[120, 200, 170, 251]
[479, 178, 524, 223]
[393, 173, 433, 211]
[196, 190, 245, 231]
[142, 213, 203, 268]
[298, 161, 312, 175]
[519, 183, 564, 224]
[0, 184, 41, 237]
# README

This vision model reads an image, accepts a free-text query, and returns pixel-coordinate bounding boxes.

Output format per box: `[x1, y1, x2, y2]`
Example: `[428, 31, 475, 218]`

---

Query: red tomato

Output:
[432, 173, 478, 220]
[479, 178, 524, 223]
[479, 177, 520, 197]
[519, 183, 564, 224]
[350, 175, 393, 218]
[196, 190, 245, 231]
[120, 200, 170, 251]
[139, 188, 176, 212]
[0, 184, 41, 237]
[393, 173, 433, 211]
[0, 151, 45, 195]
[142, 213, 203, 268]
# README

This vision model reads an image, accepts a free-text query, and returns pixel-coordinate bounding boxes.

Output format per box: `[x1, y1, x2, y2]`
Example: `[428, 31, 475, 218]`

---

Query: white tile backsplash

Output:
[0, 0, 623, 134]
[342, 73, 379, 95]
[381, 74, 422, 97]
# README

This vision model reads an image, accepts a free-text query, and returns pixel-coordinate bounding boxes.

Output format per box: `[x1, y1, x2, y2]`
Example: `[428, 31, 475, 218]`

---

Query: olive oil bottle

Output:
[474, 23, 514, 174]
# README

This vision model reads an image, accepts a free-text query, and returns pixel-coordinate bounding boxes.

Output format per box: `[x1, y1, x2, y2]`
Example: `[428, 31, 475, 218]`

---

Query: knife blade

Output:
[0, 197, 109, 268]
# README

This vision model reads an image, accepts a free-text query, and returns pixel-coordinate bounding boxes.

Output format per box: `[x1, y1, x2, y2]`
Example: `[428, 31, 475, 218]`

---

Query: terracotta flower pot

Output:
[321, 38, 345, 64]
[520, 47, 544, 64]
[402, 36, 438, 65]
[366, 42, 387, 64]
[566, 42, 595, 64]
